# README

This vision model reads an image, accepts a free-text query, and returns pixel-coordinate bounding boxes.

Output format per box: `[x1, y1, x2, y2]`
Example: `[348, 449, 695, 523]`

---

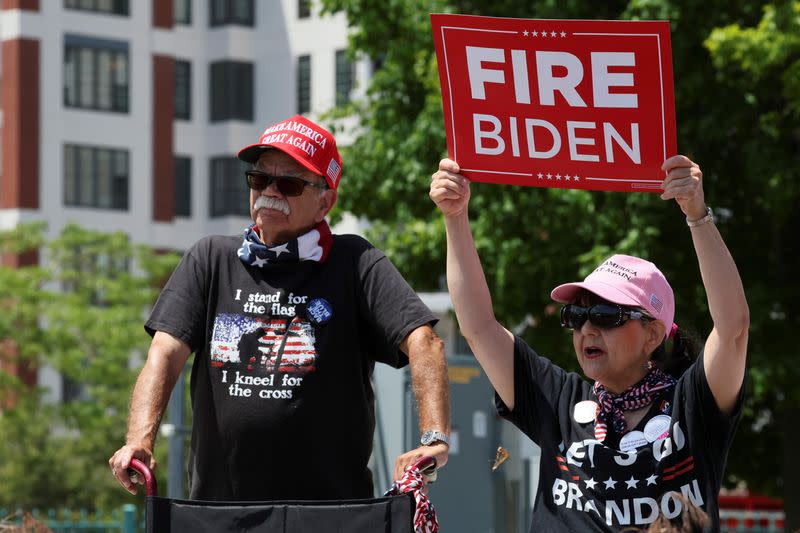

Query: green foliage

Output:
[0, 223, 180, 510]
[698, 1, 800, 495]
[321, 0, 799, 495]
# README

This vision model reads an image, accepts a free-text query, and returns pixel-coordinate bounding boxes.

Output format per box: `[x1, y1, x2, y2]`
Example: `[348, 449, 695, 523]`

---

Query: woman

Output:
[429, 155, 747, 532]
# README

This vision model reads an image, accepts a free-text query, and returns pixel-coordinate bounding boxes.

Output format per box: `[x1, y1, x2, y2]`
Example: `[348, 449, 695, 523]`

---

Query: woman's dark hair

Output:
[649, 326, 702, 379]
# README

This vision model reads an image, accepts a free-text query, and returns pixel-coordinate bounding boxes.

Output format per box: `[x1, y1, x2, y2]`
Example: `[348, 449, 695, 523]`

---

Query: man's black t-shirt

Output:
[496, 335, 744, 532]
[146, 234, 436, 501]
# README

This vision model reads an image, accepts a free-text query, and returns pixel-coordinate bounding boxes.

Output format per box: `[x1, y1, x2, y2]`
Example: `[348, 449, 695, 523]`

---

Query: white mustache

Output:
[253, 195, 290, 216]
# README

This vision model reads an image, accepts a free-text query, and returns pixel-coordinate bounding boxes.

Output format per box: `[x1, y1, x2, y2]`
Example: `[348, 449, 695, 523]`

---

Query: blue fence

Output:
[0, 504, 140, 532]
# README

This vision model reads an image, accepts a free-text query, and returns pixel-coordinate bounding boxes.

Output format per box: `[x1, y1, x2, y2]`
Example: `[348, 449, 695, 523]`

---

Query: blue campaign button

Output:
[307, 298, 333, 325]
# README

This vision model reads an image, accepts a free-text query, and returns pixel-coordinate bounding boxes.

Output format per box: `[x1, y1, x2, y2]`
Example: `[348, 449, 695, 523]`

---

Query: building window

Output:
[210, 0, 254, 27]
[62, 375, 87, 403]
[298, 0, 311, 18]
[64, 34, 129, 113]
[64, 144, 129, 210]
[335, 49, 355, 106]
[297, 55, 311, 115]
[209, 157, 250, 217]
[210, 61, 253, 122]
[175, 60, 192, 120]
[174, 0, 192, 24]
[64, 0, 129, 16]
[175, 156, 192, 217]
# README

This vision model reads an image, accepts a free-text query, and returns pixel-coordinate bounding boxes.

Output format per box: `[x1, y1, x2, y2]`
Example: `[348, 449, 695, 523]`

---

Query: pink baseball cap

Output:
[550, 254, 675, 338]
[237, 115, 343, 190]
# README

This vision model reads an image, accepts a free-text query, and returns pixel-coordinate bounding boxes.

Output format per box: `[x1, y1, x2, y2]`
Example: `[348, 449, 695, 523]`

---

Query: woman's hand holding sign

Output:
[430, 159, 471, 218]
[660, 155, 707, 221]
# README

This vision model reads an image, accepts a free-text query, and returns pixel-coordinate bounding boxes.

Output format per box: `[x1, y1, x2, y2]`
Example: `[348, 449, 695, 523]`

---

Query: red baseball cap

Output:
[237, 115, 343, 190]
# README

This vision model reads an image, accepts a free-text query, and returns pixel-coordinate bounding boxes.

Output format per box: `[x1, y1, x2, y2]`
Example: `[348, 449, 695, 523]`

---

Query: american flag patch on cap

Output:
[326, 159, 340, 184]
[650, 294, 663, 313]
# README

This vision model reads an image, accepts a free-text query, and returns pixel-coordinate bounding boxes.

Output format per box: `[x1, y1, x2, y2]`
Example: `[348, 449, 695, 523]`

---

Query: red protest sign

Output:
[430, 14, 676, 193]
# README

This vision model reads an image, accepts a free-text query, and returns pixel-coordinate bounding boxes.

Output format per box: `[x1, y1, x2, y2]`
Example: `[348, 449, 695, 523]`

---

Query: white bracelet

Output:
[687, 206, 714, 227]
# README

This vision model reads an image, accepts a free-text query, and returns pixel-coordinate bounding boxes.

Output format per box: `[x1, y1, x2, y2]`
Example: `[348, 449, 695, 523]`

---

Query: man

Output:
[109, 115, 450, 500]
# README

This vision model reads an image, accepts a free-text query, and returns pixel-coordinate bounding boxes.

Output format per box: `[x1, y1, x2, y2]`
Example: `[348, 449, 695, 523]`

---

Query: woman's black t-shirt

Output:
[496, 335, 744, 531]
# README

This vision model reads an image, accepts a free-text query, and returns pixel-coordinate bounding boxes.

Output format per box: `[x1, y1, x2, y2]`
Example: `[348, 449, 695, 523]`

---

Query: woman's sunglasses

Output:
[245, 170, 327, 197]
[560, 303, 652, 330]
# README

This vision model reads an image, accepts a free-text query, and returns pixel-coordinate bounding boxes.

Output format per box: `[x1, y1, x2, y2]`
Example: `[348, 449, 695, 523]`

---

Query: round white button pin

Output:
[619, 430, 648, 453]
[574, 400, 599, 424]
[643, 414, 671, 442]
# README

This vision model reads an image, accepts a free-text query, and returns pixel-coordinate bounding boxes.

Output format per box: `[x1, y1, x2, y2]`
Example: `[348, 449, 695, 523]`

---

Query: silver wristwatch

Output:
[420, 430, 450, 446]
[686, 206, 714, 227]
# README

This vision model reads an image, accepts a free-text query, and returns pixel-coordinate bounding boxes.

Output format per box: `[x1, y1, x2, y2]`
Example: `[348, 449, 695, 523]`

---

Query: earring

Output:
[643, 360, 654, 370]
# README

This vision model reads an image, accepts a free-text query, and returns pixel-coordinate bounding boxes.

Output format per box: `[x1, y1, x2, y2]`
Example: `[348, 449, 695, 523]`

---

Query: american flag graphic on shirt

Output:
[210, 313, 317, 373]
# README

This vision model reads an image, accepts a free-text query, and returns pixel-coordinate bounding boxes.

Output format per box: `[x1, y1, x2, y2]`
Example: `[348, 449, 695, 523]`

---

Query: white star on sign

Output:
[584, 478, 597, 490]
[574, 175, 581, 181]
[547, 173, 553, 180]
[270, 243, 290, 257]
[625, 476, 639, 489]
[565, 175, 571, 181]
[537, 172, 544, 179]
[556, 174, 562, 180]
[523, 30, 529, 36]
[560, 31, 567, 37]
[541, 31, 547, 38]
[603, 477, 617, 489]
[252, 256, 268, 267]
[550, 31, 557, 37]
[532, 30, 539, 37]
[646, 474, 658, 486]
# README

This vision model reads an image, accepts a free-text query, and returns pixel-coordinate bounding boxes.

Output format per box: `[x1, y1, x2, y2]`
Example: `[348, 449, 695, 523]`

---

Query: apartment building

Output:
[0, 0, 366, 254]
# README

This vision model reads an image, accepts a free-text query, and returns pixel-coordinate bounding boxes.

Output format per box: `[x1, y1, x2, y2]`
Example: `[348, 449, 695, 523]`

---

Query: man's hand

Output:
[661, 155, 706, 220]
[109, 331, 190, 495]
[430, 159, 471, 218]
[108, 443, 156, 495]
[393, 443, 449, 483]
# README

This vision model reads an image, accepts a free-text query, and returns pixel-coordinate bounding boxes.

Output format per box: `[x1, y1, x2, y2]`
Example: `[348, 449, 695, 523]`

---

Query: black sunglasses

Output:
[245, 170, 327, 197]
[560, 303, 652, 330]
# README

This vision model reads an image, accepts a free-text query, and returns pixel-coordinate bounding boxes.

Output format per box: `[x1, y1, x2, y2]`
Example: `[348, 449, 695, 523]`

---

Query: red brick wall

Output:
[2, 0, 39, 11]
[152, 55, 175, 222]
[1, 250, 37, 268]
[152, 0, 173, 29]
[1, 38, 39, 209]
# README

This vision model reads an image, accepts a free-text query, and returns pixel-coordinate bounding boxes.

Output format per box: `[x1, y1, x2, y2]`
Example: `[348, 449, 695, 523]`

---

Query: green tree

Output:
[321, 0, 799, 504]
[701, 1, 800, 521]
[0, 223, 180, 510]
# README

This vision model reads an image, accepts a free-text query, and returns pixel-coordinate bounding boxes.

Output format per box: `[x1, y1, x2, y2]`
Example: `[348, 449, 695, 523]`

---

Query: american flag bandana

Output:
[238, 220, 332, 266]
[385, 464, 439, 533]
[593, 367, 676, 441]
